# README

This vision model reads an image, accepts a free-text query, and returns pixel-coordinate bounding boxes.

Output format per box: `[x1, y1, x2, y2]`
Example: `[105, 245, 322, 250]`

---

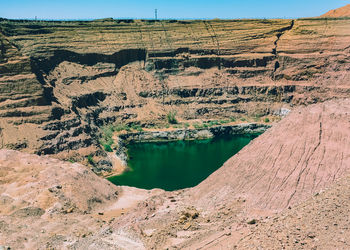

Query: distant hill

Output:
[320, 4, 350, 18]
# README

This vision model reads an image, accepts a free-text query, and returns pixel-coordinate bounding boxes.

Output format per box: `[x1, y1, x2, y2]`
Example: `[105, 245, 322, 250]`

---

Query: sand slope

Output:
[320, 4, 350, 18]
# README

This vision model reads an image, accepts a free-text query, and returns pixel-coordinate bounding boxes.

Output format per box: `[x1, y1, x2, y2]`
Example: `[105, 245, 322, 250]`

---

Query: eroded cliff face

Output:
[0, 18, 349, 171]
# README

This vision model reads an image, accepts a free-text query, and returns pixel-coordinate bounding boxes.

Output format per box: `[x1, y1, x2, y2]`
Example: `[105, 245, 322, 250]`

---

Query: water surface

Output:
[108, 134, 259, 191]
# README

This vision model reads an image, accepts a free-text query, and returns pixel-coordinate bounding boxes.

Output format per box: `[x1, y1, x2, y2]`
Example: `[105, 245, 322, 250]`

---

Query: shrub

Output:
[264, 117, 270, 123]
[193, 122, 202, 129]
[114, 124, 128, 132]
[87, 155, 95, 166]
[207, 120, 220, 126]
[167, 111, 178, 124]
[102, 125, 114, 139]
[172, 124, 182, 129]
[131, 124, 143, 132]
[103, 144, 113, 152]
[220, 119, 230, 124]
[100, 125, 115, 146]
[247, 219, 257, 225]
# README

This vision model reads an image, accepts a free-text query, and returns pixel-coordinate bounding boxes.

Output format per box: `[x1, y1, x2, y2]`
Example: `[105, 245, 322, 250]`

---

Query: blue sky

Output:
[0, 0, 349, 20]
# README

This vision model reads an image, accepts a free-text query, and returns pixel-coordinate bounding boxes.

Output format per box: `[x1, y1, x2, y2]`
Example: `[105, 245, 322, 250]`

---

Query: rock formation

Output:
[0, 18, 349, 171]
[0, 10, 350, 249]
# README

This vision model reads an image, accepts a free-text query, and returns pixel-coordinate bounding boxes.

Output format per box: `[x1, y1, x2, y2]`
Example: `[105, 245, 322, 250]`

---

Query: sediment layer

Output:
[0, 18, 349, 171]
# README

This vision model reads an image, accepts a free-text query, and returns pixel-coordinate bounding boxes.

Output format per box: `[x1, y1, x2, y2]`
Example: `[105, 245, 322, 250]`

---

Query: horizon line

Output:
[1, 16, 330, 22]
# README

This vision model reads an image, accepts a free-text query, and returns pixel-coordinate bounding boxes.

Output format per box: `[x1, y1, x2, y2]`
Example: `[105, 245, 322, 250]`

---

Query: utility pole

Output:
[155, 9, 158, 20]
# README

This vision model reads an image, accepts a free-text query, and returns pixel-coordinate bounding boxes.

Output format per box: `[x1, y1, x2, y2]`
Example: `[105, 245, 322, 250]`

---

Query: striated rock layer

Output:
[0, 18, 349, 171]
[189, 98, 350, 212]
[237, 174, 350, 249]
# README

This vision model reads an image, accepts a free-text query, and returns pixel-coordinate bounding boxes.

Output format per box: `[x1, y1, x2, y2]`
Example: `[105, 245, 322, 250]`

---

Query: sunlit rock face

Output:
[0, 18, 349, 171]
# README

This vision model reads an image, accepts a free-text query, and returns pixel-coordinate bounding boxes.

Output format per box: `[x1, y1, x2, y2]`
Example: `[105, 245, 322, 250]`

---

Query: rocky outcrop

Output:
[119, 123, 269, 143]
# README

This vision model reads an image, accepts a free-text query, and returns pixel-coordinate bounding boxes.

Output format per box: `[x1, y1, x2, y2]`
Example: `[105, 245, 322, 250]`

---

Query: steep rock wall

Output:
[0, 18, 349, 171]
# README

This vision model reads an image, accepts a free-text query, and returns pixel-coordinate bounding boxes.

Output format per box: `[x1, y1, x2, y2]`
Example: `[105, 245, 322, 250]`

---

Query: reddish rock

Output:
[320, 4, 350, 18]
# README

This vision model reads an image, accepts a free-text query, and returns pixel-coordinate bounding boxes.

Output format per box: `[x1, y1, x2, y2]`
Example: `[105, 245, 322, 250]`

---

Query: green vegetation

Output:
[98, 114, 271, 151]
[247, 219, 257, 225]
[100, 125, 115, 152]
[100, 123, 144, 152]
[101, 125, 114, 144]
[167, 111, 178, 124]
[103, 144, 113, 152]
[193, 119, 232, 129]
[220, 119, 230, 124]
[87, 155, 95, 166]
[130, 124, 143, 132]
[172, 124, 183, 129]
[205, 120, 221, 126]
[252, 113, 264, 122]
[193, 122, 203, 129]
[114, 124, 130, 132]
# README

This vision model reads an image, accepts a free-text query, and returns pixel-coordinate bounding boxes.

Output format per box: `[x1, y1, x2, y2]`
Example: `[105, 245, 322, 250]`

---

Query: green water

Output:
[108, 134, 259, 191]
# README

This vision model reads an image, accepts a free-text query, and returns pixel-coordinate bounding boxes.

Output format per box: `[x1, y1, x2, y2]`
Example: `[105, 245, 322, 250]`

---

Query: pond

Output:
[108, 134, 259, 191]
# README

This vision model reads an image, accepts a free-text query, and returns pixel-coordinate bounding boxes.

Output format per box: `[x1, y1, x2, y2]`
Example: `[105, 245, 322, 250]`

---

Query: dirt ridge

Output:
[320, 4, 350, 18]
